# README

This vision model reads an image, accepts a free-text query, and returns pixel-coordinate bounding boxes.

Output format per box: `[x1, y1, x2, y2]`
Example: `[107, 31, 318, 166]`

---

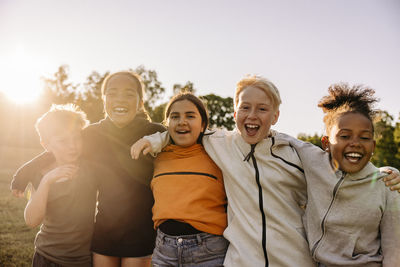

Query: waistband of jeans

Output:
[157, 228, 218, 244]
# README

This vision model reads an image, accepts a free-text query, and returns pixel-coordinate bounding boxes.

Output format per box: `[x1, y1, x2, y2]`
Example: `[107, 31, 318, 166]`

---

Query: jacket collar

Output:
[336, 162, 384, 181]
[233, 128, 277, 159]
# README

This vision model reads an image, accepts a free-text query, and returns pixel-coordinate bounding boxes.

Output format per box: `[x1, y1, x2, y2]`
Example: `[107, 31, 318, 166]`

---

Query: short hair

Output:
[35, 104, 89, 144]
[234, 75, 282, 111]
[318, 82, 378, 134]
[164, 92, 209, 143]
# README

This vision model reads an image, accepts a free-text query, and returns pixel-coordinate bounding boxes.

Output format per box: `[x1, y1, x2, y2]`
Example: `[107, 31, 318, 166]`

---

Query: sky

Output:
[1, 0, 399, 136]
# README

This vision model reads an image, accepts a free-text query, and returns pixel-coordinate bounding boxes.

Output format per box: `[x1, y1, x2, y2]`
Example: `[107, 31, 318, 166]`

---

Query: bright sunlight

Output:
[1, 44, 43, 104]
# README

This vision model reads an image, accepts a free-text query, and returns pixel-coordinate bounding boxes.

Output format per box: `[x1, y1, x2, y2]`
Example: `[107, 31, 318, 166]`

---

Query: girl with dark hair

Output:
[288, 83, 400, 266]
[131, 92, 228, 266]
[11, 71, 166, 267]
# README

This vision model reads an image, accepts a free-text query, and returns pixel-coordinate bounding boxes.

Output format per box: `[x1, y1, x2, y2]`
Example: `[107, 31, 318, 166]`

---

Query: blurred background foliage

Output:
[1, 64, 399, 169]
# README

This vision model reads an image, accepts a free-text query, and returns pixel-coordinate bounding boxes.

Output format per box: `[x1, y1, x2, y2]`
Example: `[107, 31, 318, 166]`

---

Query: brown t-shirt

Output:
[34, 161, 97, 266]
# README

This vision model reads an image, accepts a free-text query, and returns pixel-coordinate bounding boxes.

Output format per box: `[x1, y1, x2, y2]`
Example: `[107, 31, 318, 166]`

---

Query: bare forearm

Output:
[24, 181, 50, 228]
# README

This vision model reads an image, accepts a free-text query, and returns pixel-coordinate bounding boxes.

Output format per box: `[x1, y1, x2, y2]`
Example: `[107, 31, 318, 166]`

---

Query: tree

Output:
[372, 111, 400, 169]
[41, 65, 77, 105]
[77, 70, 108, 123]
[394, 113, 400, 164]
[297, 133, 323, 148]
[202, 94, 235, 130]
[134, 66, 166, 120]
[151, 103, 167, 124]
[173, 81, 196, 95]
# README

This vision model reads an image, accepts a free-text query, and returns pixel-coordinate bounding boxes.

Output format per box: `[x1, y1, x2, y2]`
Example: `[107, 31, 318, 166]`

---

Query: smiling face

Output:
[167, 99, 205, 147]
[103, 74, 141, 128]
[326, 112, 375, 173]
[234, 86, 279, 144]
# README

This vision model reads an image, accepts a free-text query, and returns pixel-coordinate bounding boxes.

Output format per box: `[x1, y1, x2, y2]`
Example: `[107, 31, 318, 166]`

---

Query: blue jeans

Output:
[152, 228, 228, 267]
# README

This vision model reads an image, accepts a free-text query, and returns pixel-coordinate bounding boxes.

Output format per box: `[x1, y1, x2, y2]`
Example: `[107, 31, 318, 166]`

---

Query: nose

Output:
[115, 93, 127, 103]
[178, 117, 187, 125]
[248, 108, 257, 119]
[349, 136, 361, 147]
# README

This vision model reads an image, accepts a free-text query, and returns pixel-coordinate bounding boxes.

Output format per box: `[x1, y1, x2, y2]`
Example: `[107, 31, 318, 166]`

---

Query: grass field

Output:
[0, 146, 42, 266]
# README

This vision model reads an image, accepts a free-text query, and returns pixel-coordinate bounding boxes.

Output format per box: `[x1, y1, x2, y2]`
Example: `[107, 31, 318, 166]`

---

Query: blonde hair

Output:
[234, 75, 282, 111]
[35, 104, 89, 144]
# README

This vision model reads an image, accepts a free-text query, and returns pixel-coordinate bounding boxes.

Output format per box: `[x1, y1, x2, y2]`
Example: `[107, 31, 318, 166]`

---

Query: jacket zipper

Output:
[244, 144, 269, 267]
[311, 172, 346, 256]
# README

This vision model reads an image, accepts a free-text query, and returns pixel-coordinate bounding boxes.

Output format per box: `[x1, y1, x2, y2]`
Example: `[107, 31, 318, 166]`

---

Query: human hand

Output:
[131, 138, 153, 160]
[42, 165, 79, 185]
[12, 189, 25, 198]
[382, 168, 400, 193]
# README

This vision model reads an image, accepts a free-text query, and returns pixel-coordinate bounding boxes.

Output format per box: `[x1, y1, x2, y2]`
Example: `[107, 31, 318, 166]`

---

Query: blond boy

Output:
[24, 104, 97, 267]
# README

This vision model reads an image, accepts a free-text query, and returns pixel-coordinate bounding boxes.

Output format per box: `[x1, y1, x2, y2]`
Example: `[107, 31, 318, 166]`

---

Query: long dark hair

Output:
[101, 71, 150, 120]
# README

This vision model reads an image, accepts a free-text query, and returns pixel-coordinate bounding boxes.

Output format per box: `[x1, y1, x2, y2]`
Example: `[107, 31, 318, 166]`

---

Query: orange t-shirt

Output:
[151, 144, 227, 235]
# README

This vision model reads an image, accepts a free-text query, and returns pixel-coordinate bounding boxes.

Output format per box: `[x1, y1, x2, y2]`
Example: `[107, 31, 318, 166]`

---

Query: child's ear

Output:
[272, 110, 280, 125]
[321, 136, 330, 152]
[233, 111, 237, 121]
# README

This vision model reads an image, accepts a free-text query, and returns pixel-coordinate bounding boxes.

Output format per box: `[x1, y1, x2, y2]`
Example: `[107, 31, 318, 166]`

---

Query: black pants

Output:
[32, 252, 63, 267]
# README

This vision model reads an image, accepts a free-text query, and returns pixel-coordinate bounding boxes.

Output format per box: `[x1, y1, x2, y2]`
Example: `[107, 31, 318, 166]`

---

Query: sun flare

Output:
[2, 77, 42, 104]
[1, 44, 43, 104]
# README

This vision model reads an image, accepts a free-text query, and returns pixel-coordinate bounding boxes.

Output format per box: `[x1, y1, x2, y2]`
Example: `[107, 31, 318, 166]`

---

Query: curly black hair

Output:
[318, 82, 379, 133]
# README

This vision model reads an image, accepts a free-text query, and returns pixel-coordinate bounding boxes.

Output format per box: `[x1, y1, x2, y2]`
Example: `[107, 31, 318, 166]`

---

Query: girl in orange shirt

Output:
[132, 92, 228, 266]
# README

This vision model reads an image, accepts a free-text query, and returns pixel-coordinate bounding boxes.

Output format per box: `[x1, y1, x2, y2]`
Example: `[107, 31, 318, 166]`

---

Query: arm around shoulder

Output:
[380, 167, 400, 193]
[143, 131, 171, 155]
[10, 151, 55, 197]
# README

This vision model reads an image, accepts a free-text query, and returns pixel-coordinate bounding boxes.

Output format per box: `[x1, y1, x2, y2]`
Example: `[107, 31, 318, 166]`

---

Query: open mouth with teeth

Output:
[245, 124, 259, 136]
[344, 152, 363, 163]
[113, 107, 129, 115]
[176, 130, 190, 134]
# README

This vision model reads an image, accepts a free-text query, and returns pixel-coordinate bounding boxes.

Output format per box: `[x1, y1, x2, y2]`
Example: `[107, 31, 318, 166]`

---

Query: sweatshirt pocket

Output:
[315, 227, 359, 261]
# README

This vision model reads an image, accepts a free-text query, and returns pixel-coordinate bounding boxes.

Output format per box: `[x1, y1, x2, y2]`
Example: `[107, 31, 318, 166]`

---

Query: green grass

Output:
[0, 146, 42, 266]
[0, 170, 38, 266]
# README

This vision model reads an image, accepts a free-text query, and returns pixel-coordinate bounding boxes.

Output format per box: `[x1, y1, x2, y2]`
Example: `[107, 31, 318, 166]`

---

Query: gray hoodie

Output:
[285, 136, 400, 267]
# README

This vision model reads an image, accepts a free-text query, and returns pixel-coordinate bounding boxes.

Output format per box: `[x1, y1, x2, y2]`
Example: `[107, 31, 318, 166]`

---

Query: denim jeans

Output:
[152, 228, 228, 267]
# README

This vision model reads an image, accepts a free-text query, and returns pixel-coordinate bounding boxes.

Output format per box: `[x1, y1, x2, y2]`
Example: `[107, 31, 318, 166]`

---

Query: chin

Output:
[342, 165, 364, 174]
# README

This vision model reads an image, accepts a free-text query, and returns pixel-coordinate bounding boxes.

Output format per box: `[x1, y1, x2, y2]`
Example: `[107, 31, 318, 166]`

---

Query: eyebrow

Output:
[170, 111, 198, 116]
[106, 88, 137, 93]
[240, 101, 269, 106]
[339, 128, 373, 133]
